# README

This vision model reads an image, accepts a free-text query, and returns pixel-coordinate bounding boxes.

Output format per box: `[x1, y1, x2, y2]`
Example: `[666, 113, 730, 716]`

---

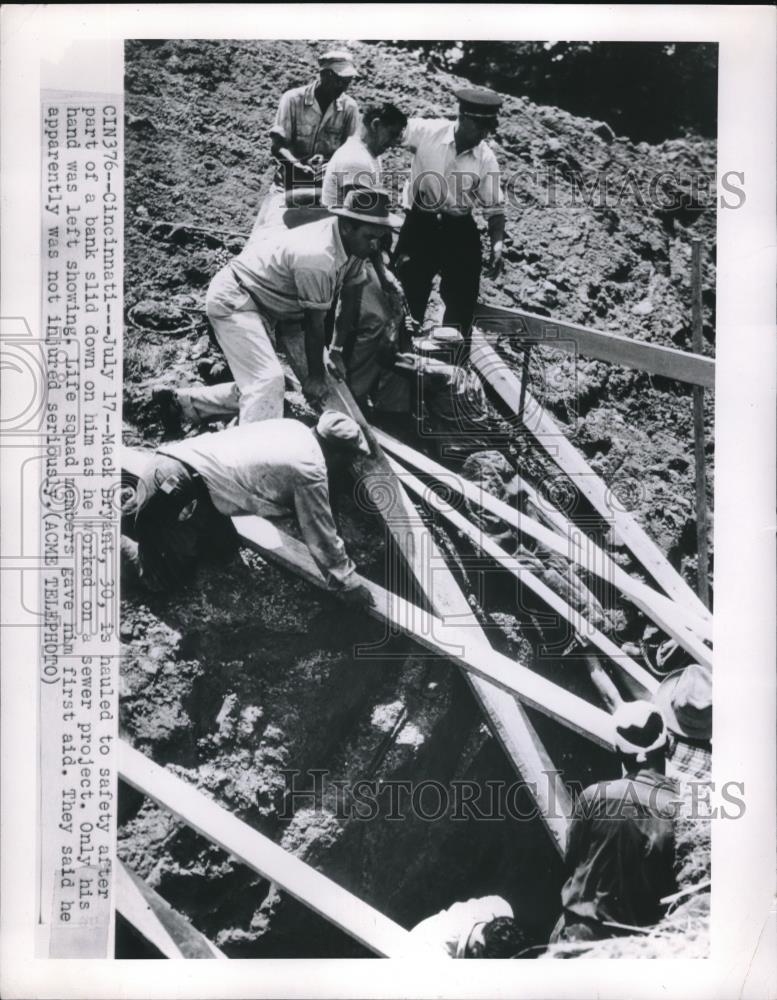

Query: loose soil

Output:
[120, 39, 713, 958]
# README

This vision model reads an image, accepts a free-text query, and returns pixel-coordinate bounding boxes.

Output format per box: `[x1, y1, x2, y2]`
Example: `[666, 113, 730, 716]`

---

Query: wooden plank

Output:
[374, 429, 713, 659]
[116, 861, 226, 959]
[118, 742, 444, 959]
[469, 330, 715, 632]
[278, 331, 572, 851]
[474, 302, 715, 389]
[385, 455, 658, 698]
[691, 240, 711, 608]
[122, 446, 576, 846]
[234, 515, 615, 748]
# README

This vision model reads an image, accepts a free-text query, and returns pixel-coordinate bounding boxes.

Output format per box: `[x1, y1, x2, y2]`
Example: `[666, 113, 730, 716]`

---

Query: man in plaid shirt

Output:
[655, 662, 712, 781]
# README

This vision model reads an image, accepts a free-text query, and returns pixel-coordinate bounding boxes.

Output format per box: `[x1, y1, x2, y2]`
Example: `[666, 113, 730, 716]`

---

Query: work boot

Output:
[151, 387, 184, 437]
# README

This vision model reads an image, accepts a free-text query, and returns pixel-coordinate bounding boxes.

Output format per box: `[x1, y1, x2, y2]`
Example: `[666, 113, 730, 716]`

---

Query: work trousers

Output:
[393, 209, 482, 341]
[126, 455, 239, 592]
[178, 265, 285, 424]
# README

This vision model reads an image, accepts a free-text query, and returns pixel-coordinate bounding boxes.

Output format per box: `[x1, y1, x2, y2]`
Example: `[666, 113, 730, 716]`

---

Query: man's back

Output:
[561, 769, 678, 929]
[231, 216, 364, 320]
[163, 419, 326, 518]
[321, 134, 380, 207]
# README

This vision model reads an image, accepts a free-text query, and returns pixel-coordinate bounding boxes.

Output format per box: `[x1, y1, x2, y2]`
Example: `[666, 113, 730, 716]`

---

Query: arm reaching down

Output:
[292, 467, 359, 591]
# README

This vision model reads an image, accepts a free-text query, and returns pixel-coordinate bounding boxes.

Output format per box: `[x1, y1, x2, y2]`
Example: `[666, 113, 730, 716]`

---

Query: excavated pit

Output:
[119, 39, 713, 957]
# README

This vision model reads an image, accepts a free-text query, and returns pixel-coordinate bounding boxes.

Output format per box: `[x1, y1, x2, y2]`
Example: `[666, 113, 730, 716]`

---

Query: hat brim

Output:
[654, 668, 712, 741]
[323, 64, 358, 78]
[654, 671, 685, 736]
[329, 207, 403, 229]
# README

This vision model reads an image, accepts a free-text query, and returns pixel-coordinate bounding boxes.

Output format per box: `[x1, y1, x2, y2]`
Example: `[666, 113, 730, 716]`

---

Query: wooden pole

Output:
[691, 240, 711, 609]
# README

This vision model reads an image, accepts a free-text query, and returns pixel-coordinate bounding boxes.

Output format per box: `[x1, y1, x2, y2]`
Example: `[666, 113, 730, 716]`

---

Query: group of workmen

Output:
[126, 46, 507, 606]
[409, 666, 711, 957]
[122, 48, 712, 958]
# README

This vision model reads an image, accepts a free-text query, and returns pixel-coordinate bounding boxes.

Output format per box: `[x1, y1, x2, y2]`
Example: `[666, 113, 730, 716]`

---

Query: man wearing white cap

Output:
[121, 413, 373, 608]
[155, 189, 401, 429]
[393, 87, 507, 343]
[270, 49, 360, 192]
[549, 701, 678, 946]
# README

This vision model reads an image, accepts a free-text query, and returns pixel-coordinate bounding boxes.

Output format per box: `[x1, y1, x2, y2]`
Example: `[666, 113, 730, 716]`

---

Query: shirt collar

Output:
[450, 122, 485, 159]
[304, 80, 345, 111]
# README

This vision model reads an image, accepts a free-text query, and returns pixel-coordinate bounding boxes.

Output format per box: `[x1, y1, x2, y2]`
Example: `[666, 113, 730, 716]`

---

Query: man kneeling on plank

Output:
[121, 413, 374, 608]
[409, 896, 531, 958]
[549, 701, 678, 950]
[154, 189, 401, 430]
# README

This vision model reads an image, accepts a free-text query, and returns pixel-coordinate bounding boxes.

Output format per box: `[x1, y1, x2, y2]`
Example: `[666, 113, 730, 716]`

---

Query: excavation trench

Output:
[117, 483, 617, 957]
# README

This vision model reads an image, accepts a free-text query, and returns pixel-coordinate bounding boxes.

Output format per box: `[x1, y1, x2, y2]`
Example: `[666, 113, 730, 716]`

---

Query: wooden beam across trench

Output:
[278, 329, 574, 851]
[469, 329, 714, 635]
[116, 861, 226, 959]
[118, 742, 443, 958]
[473, 301, 715, 389]
[374, 430, 712, 659]
[381, 452, 658, 699]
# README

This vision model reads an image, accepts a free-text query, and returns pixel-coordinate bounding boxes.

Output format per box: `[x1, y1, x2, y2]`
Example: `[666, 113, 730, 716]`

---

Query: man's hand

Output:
[485, 244, 504, 278]
[292, 160, 316, 179]
[326, 348, 347, 382]
[340, 582, 375, 610]
[303, 373, 328, 409]
[393, 351, 420, 372]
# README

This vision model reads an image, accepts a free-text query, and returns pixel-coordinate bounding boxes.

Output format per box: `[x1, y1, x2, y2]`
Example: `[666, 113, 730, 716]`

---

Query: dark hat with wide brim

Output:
[654, 662, 712, 741]
[329, 187, 403, 228]
[454, 86, 502, 120]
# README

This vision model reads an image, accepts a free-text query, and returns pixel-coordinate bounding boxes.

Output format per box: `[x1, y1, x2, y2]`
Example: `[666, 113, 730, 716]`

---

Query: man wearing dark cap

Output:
[269, 49, 360, 192]
[393, 87, 506, 343]
[549, 700, 679, 947]
[121, 413, 373, 608]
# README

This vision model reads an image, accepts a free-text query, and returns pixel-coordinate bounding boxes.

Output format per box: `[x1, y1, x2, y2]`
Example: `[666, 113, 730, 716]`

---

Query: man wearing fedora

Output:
[549, 700, 679, 947]
[655, 662, 712, 781]
[269, 49, 360, 192]
[155, 189, 401, 429]
[393, 87, 506, 344]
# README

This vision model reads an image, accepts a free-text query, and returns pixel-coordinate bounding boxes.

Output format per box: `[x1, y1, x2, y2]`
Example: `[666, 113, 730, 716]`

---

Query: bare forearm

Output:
[270, 134, 300, 167]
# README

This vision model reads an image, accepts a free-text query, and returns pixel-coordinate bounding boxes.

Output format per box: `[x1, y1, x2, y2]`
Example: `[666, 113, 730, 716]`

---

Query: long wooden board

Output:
[116, 861, 226, 959]
[118, 743, 442, 958]
[234, 514, 615, 748]
[279, 329, 572, 851]
[470, 330, 714, 631]
[374, 429, 713, 660]
[474, 302, 715, 389]
[121, 447, 613, 747]
[385, 454, 658, 698]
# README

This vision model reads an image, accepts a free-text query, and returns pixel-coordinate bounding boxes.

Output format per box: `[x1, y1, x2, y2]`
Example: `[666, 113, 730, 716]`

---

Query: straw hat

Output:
[329, 188, 402, 228]
[654, 663, 712, 741]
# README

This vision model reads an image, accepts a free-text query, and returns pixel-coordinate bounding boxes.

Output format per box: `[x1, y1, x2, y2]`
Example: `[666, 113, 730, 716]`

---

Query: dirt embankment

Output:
[120, 39, 713, 958]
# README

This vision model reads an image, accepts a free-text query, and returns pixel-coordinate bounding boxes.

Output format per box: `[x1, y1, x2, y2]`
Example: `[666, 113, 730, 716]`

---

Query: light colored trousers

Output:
[178, 265, 285, 424]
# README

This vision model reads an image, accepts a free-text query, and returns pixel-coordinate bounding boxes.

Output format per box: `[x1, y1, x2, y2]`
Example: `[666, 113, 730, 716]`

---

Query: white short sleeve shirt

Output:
[402, 118, 505, 219]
